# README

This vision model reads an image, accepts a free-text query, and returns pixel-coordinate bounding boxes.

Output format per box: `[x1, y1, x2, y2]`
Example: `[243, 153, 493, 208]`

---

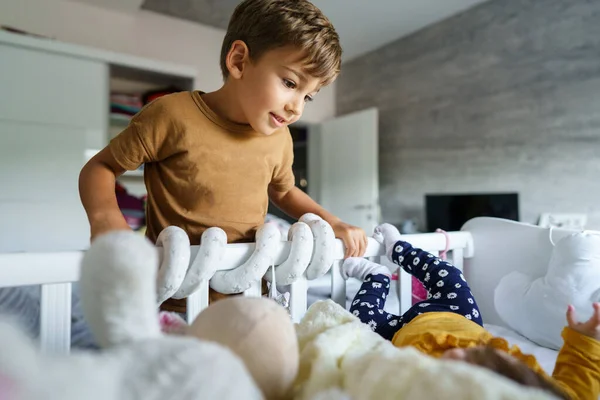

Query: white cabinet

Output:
[0, 31, 195, 252]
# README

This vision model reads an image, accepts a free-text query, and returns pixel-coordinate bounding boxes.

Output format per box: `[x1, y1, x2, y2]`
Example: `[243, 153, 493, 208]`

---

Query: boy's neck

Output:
[201, 84, 249, 126]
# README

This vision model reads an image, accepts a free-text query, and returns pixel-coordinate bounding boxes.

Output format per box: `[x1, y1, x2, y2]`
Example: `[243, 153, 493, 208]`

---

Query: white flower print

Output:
[376, 298, 381, 305]
[360, 302, 374, 308]
[427, 292, 432, 299]
[372, 282, 382, 289]
[436, 280, 444, 287]
[378, 309, 384, 314]
[468, 298, 474, 304]
[352, 310, 360, 316]
[407, 265, 412, 271]
[352, 299, 360, 306]
[438, 269, 448, 277]
[447, 292, 457, 299]
[460, 273, 466, 282]
[422, 263, 429, 271]
[387, 313, 393, 320]
[368, 320, 378, 331]
[395, 245, 404, 253]
[386, 284, 390, 289]
[424, 272, 431, 282]
[427, 254, 434, 258]
[382, 292, 386, 299]
[366, 277, 372, 282]
[472, 308, 479, 318]
[433, 292, 441, 299]
[398, 256, 404, 263]
[450, 305, 459, 310]
[419, 303, 431, 308]
[389, 319, 398, 326]
[455, 283, 462, 289]
[368, 310, 375, 315]
[359, 290, 367, 295]
[411, 251, 417, 256]
[433, 260, 440, 265]
[465, 314, 472, 320]
[413, 257, 420, 266]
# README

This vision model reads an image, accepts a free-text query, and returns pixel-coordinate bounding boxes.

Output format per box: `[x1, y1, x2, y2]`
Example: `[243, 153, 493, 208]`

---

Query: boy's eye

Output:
[283, 79, 296, 89]
[304, 95, 314, 102]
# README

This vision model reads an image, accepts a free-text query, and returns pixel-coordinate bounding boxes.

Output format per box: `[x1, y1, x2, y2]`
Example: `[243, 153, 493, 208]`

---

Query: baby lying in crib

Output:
[342, 223, 600, 400]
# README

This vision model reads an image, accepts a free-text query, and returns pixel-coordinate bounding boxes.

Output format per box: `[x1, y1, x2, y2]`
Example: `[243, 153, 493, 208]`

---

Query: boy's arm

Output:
[268, 186, 368, 257]
[79, 147, 131, 240]
[551, 304, 600, 400]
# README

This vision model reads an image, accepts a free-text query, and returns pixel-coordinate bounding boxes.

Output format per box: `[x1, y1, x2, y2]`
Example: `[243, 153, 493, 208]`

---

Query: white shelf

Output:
[0, 30, 197, 81]
[122, 169, 144, 178]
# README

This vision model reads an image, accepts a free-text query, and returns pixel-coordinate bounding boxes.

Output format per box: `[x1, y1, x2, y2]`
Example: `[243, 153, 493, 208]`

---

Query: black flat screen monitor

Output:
[425, 193, 519, 232]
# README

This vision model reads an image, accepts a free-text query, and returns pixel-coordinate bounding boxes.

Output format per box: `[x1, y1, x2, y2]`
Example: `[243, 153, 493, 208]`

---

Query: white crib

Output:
[0, 217, 576, 364]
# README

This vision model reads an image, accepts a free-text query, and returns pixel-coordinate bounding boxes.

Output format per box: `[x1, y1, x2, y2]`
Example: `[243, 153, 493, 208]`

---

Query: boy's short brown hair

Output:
[220, 0, 342, 86]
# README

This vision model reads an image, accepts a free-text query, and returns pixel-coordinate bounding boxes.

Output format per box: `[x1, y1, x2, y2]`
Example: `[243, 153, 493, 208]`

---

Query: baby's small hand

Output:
[566, 303, 600, 341]
[331, 221, 368, 258]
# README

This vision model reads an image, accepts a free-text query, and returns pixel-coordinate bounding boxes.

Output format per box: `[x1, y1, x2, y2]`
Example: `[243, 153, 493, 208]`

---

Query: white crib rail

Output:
[0, 252, 82, 354]
[0, 230, 473, 354]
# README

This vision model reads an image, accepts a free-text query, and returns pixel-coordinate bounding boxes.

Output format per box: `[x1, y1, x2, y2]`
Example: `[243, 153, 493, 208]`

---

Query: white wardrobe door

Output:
[0, 43, 108, 252]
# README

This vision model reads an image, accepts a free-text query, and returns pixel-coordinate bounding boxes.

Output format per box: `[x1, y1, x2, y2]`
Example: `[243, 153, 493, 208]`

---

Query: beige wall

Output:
[0, 0, 335, 123]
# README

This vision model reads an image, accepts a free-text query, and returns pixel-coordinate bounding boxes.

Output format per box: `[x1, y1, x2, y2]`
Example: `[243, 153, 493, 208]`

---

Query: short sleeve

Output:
[109, 96, 180, 171]
[270, 130, 295, 193]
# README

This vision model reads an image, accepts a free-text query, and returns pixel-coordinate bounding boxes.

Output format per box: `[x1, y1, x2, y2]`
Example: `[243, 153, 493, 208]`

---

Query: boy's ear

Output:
[226, 40, 250, 79]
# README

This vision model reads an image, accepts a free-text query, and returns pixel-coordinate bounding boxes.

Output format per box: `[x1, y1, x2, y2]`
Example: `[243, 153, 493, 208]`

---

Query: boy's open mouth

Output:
[270, 112, 286, 124]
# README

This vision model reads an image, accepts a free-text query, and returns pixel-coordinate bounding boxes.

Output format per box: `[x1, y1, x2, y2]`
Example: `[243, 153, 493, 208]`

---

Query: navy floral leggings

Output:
[349, 240, 483, 340]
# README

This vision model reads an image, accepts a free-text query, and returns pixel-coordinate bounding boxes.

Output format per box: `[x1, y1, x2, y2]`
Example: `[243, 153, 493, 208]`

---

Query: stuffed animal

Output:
[495, 231, 600, 349]
[0, 230, 299, 400]
[81, 231, 299, 400]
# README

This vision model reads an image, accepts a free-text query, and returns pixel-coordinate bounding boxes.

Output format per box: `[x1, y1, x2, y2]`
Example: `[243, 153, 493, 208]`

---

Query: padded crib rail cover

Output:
[294, 300, 555, 400]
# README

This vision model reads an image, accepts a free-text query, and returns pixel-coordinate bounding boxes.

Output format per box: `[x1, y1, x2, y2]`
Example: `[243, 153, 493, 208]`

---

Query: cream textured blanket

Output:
[295, 300, 556, 400]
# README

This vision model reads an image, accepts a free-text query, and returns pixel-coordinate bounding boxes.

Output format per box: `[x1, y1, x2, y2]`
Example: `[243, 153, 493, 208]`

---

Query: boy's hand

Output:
[566, 303, 600, 341]
[330, 220, 368, 258]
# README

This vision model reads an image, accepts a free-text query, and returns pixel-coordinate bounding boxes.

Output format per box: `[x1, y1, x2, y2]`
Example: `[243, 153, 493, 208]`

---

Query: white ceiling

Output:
[71, 0, 488, 61]
[312, 0, 487, 60]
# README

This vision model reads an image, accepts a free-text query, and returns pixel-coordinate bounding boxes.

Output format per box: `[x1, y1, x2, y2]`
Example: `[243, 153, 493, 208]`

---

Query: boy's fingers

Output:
[566, 305, 576, 327]
[591, 303, 600, 324]
[360, 235, 368, 256]
[344, 236, 355, 258]
[351, 235, 360, 257]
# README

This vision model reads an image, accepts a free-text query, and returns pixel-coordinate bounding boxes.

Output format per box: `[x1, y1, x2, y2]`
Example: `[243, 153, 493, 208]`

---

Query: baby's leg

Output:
[390, 241, 483, 325]
[344, 258, 403, 340]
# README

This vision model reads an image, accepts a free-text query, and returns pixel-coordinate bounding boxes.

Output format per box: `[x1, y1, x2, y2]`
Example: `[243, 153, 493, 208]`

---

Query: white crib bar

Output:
[290, 277, 308, 323]
[0, 252, 81, 354]
[330, 260, 346, 306]
[186, 284, 209, 324]
[40, 283, 72, 354]
[0, 230, 473, 354]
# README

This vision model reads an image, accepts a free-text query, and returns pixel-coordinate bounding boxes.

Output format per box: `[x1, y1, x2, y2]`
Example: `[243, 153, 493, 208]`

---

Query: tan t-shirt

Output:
[109, 91, 295, 245]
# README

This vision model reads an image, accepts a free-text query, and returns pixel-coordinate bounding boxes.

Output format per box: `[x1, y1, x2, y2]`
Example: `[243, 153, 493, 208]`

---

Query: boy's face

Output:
[235, 46, 323, 135]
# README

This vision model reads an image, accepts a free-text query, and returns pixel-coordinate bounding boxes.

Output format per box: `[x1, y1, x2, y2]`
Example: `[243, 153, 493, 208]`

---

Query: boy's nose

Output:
[285, 98, 303, 117]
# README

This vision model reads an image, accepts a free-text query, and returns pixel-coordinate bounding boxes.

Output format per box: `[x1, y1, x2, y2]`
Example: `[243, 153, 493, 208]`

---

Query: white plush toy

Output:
[495, 231, 600, 349]
[0, 231, 299, 400]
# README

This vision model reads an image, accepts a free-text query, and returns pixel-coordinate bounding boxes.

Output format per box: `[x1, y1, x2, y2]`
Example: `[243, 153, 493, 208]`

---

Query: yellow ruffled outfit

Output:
[392, 312, 600, 400]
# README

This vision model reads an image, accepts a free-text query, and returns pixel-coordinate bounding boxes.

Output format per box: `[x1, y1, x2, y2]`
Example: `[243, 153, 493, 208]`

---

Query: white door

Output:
[308, 108, 379, 234]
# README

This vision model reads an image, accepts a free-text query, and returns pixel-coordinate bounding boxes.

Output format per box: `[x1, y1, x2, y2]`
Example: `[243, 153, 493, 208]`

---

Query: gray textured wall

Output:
[337, 0, 600, 230]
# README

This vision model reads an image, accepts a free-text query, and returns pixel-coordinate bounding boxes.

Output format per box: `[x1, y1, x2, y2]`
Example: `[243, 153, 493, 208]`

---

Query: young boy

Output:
[79, 0, 367, 311]
[342, 223, 600, 400]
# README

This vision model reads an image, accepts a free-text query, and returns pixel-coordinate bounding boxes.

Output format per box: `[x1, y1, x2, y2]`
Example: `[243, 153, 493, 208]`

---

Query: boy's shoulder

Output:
[133, 91, 205, 128]
[141, 91, 196, 116]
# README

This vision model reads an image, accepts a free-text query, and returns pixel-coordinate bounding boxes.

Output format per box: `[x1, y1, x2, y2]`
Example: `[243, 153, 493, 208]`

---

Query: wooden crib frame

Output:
[0, 229, 474, 355]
